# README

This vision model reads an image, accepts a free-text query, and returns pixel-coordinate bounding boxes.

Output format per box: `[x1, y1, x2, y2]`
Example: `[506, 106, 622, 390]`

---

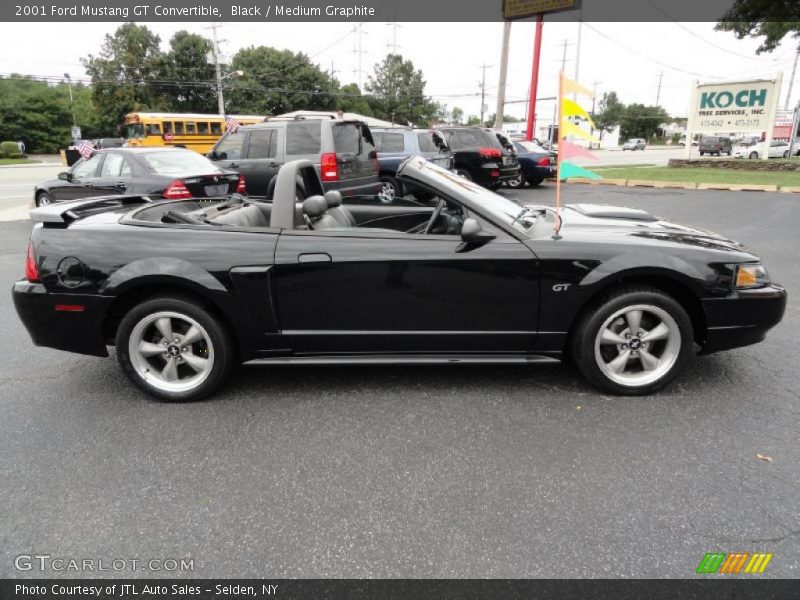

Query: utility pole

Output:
[386, 9, 401, 55]
[785, 47, 799, 110]
[590, 81, 601, 137]
[573, 14, 583, 100]
[494, 20, 512, 129]
[479, 63, 491, 125]
[656, 70, 664, 106]
[330, 61, 338, 80]
[63, 73, 76, 127]
[207, 24, 225, 115]
[352, 23, 367, 90]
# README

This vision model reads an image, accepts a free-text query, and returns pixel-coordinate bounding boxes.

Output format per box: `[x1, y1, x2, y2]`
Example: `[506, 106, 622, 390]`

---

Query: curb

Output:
[565, 179, 790, 193]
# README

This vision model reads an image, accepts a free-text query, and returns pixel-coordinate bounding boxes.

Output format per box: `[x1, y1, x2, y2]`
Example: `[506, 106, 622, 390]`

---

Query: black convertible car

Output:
[14, 157, 786, 401]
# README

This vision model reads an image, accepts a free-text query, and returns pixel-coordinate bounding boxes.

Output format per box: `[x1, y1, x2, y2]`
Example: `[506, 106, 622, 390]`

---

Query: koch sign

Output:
[690, 79, 780, 134]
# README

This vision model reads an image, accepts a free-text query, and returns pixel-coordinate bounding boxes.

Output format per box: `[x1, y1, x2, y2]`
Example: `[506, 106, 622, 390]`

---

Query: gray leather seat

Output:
[302, 195, 340, 229]
[210, 204, 270, 227]
[324, 191, 356, 227]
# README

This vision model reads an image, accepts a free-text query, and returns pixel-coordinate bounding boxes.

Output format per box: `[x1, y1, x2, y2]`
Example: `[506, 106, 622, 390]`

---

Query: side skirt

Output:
[244, 354, 561, 366]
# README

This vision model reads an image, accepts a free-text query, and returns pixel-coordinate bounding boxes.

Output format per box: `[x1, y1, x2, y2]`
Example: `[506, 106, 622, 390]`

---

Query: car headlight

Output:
[735, 263, 770, 289]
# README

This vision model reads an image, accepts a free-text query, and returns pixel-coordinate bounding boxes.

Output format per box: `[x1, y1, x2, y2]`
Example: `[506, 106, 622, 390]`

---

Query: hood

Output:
[544, 203, 750, 254]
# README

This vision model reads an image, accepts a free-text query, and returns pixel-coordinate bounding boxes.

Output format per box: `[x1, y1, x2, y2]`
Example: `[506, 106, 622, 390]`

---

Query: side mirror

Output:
[460, 217, 495, 247]
[57, 171, 71, 182]
[207, 150, 217, 160]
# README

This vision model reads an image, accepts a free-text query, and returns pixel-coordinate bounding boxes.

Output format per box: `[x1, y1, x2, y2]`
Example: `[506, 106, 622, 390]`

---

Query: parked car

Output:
[507, 140, 555, 188]
[371, 127, 452, 201]
[208, 116, 381, 198]
[699, 136, 732, 156]
[15, 157, 786, 401]
[733, 140, 791, 159]
[439, 126, 520, 188]
[34, 147, 244, 207]
[622, 138, 646, 151]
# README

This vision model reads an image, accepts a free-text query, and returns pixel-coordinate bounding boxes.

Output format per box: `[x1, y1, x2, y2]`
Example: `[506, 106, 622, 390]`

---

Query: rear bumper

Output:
[12, 280, 111, 357]
[474, 163, 520, 186]
[700, 284, 787, 354]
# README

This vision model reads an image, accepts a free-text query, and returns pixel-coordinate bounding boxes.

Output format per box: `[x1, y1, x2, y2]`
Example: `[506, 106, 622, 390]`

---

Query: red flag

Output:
[559, 140, 599, 161]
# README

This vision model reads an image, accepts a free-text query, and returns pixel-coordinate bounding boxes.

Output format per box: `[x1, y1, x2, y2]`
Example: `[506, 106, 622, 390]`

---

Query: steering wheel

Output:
[425, 199, 447, 234]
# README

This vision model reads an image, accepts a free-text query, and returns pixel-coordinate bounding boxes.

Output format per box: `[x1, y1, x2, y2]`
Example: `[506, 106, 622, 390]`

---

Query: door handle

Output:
[297, 253, 332, 263]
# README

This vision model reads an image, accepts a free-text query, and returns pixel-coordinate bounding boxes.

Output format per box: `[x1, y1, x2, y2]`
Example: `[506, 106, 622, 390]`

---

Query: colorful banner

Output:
[560, 140, 599, 161]
[560, 161, 602, 180]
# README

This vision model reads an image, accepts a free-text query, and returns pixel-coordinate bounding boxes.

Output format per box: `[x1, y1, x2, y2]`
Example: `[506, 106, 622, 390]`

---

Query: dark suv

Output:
[208, 117, 381, 197]
[372, 127, 452, 201]
[439, 127, 519, 188]
[699, 136, 732, 156]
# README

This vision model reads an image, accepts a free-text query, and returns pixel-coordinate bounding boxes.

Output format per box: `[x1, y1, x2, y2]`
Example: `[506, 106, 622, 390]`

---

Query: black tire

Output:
[699, 151, 704, 156]
[783, 150, 789, 159]
[379, 175, 403, 200]
[749, 152, 758, 159]
[506, 173, 525, 188]
[115, 296, 236, 402]
[727, 151, 732, 156]
[35, 192, 52, 207]
[266, 177, 305, 201]
[570, 286, 694, 395]
[527, 177, 544, 187]
[455, 169, 472, 181]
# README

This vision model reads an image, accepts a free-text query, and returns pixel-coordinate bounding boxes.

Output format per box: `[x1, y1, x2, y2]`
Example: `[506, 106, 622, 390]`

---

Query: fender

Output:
[99, 257, 227, 296]
[579, 250, 705, 289]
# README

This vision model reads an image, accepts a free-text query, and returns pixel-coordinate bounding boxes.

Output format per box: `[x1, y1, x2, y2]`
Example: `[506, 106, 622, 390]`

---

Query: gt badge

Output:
[552, 283, 571, 292]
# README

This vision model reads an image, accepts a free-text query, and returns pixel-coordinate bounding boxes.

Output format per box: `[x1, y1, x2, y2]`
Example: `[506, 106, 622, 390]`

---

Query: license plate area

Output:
[204, 184, 228, 196]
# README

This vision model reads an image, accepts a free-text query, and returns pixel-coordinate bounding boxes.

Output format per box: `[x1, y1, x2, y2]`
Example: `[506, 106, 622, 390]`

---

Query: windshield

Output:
[142, 151, 222, 176]
[121, 123, 144, 139]
[407, 159, 541, 235]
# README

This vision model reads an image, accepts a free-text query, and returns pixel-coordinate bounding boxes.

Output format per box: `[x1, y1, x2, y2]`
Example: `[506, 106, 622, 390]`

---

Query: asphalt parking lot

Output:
[0, 184, 797, 578]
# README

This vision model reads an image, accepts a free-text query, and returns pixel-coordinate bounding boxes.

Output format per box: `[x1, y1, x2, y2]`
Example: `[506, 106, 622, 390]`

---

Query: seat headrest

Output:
[302, 195, 327, 218]
[324, 190, 343, 208]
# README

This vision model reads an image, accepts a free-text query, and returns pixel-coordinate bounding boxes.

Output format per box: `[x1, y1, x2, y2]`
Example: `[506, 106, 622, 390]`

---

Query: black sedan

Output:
[35, 147, 245, 207]
[507, 140, 556, 188]
[14, 157, 786, 401]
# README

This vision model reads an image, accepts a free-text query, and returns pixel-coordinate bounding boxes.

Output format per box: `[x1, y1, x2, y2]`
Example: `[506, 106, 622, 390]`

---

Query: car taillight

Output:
[537, 156, 551, 166]
[320, 152, 339, 182]
[163, 179, 192, 200]
[490, 169, 500, 177]
[479, 147, 502, 159]
[25, 242, 40, 283]
[236, 174, 247, 194]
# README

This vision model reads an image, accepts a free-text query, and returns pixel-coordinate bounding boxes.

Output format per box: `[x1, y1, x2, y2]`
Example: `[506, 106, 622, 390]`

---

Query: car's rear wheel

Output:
[455, 169, 472, 180]
[35, 192, 52, 207]
[783, 150, 789, 158]
[571, 286, 693, 395]
[749, 151, 759, 159]
[116, 296, 235, 402]
[527, 177, 544, 187]
[379, 175, 402, 201]
[506, 173, 525, 188]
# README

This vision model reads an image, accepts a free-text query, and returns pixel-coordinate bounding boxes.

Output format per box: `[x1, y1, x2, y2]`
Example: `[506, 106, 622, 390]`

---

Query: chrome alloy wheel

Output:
[593, 304, 681, 387]
[128, 311, 215, 393]
[380, 180, 396, 200]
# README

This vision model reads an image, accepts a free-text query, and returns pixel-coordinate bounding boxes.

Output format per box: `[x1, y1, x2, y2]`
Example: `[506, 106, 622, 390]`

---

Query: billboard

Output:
[688, 78, 780, 135]
[502, 0, 578, 19]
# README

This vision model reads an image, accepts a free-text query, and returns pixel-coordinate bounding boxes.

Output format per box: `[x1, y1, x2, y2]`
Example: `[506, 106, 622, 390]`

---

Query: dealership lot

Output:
[0, 185, 797, 577]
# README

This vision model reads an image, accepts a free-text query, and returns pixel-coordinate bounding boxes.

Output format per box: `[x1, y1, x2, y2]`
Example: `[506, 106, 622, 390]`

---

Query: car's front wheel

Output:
[571, 286, 693, 395]
[35, 192, 52, 207]
[116, 296, 236, 402]
[379, 175, 402, 201]
[783, 150, 789, 158]
[749, 151, 759, 159]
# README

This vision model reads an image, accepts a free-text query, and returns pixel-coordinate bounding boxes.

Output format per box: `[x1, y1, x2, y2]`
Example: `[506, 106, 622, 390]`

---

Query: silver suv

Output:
[622, 138, 646, 151]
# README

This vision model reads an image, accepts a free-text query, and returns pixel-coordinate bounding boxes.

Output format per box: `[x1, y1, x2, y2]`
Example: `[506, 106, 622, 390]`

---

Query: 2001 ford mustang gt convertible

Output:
[13, 157, 786, 401]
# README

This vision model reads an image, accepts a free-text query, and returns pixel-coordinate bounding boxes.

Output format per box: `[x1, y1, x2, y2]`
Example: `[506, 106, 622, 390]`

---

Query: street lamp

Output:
[64, 73, 76, 127]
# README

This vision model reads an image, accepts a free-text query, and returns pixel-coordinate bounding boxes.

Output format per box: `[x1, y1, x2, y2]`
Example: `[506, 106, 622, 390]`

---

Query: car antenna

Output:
[552, 71, 565, 241]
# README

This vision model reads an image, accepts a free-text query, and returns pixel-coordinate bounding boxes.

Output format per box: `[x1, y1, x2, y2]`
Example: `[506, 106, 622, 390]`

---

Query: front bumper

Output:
[700, 284, 787, 354]
[12, 280, 112, 357]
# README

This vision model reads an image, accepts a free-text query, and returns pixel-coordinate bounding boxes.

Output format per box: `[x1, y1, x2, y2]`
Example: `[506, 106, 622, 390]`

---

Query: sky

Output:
[0, 21, 798, 123]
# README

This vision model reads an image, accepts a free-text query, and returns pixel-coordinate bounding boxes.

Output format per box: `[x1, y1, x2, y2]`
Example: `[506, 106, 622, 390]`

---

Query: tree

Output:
[620, 104, 670, 140]
[82, 24, 168, 132]
[593, 91, 625, 140]
[164, 31, 217, 113]
[451, 106, 464, 125]
[716, 0, 800, 53]
[365, 54, 438, 126]
[226, 46, 338, 115]
[465, 115, 481, 126]
[336, 83, 374, 116]
[0, 76, 72, 152]
[485, 113, 521, 125]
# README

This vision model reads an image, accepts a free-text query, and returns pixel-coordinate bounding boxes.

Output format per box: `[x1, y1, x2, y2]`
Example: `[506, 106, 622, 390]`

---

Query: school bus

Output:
[120, 112, 265, 153]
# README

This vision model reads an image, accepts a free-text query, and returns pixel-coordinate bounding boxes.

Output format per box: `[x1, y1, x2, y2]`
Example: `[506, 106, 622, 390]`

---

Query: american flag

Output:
[77, 140, 95, 159]
[225, 117, 240, 133]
